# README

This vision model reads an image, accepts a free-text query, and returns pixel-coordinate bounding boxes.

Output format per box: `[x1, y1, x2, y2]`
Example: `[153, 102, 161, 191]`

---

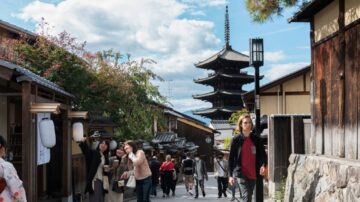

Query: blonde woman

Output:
[228, 114, 267, 202]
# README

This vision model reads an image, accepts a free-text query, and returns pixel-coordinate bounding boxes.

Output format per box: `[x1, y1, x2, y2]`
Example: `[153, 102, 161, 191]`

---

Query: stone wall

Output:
[284, 154, 360, 202]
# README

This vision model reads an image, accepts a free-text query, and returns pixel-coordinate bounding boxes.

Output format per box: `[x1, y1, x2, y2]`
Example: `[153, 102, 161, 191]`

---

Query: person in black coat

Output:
[78, 137, 110, 202]
[149, 155, 161, 196]
[228, 114, 267, 202]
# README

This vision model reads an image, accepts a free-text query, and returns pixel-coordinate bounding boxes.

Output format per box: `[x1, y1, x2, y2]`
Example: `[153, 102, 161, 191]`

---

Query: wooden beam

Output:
[68, 111, 88, 119]
[21, 81, 37, 201]
[0, 93, 21, 96]
[62, 109, 72, 196]
[30, 102, 61, 114]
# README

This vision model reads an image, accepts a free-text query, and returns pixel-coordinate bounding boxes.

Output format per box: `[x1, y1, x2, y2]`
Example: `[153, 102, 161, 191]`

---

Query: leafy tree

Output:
[5, 25, 166, 141]
[246, 0, 310, 22]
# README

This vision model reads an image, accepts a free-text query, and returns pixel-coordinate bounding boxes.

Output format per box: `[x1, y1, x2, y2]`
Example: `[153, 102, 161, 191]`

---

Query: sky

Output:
[0, 0, 310, 114]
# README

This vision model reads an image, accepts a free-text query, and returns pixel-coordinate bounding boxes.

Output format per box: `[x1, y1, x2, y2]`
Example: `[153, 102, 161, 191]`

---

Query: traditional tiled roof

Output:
[196, 46, 249, 68]
[0, 59, 74, 98]
[152, 132, 177, 143]
[193, 106, 244, 116]
[289, 0, 334, 22]
[210, 120, 235, 130]
[0, 19, 36, 39]
[193, 89, 246, 100]
[194, 72, 254, 84]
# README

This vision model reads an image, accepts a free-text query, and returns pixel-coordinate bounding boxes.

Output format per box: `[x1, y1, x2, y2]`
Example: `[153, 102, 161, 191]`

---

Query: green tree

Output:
[7, 27, 166, 141]
[246, 0, 309, 22]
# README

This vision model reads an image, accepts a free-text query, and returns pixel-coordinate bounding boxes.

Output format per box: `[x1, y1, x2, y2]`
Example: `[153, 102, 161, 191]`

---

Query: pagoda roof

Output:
[193, 89, 246, 100]
[192, 106, 244, 116]
[195, 46, 249, 69]
[194, 72, 254, 84]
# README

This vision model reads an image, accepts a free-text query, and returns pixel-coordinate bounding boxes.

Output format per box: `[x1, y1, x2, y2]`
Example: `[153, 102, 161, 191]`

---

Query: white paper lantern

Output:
[91, 141, 99, 150]
[72, 122, 84, 142]
[39, 118, 56, 148]
[109, 140, 117, 150]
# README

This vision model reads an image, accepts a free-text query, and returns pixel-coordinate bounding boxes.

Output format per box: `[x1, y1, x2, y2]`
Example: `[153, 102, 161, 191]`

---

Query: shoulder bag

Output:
[126, 173, 136, 188]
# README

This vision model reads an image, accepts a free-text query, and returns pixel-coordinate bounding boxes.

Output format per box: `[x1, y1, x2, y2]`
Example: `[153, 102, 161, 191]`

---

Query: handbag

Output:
[126, 175, 136, 188]
[112, 180, 125, 193]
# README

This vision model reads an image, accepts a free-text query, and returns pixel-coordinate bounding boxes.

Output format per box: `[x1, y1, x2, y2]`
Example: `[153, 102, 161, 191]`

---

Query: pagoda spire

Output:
[225, 5, 230, 49]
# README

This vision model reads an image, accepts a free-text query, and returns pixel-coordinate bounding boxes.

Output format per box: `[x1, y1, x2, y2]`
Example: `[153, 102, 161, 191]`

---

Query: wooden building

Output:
[290, 0, 360, 159]
[0, 59, 74, 201]
[157, 107, 217, 171]
[242, 65, 311, 115]
[282, 1, 360, 201]
[192, 6, 257, 120]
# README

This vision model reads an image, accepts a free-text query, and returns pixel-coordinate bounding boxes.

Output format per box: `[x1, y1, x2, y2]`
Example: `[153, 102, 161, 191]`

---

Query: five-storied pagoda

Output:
[193, 6, 258, 120]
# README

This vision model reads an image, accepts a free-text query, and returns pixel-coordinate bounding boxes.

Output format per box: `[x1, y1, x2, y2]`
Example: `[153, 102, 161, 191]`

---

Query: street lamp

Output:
[249, 38, 264, 202]
[249, 38, 264, 137]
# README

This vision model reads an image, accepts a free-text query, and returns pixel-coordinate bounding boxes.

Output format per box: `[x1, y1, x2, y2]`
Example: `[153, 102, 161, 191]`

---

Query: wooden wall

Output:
[313, 21, 360, 159]
[175, 121, 214, 171]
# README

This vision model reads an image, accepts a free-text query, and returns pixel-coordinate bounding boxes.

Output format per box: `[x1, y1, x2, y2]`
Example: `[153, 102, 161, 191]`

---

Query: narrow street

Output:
[128, 173, 235, 202]
[127, 173, 274, 202]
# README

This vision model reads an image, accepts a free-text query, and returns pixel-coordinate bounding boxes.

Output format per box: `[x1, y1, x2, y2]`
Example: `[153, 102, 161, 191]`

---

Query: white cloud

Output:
[265, 62, 309, 81]
[265, 51, 286, 62]
[17, 0, 225, 112]
[180, 0, 228, 7]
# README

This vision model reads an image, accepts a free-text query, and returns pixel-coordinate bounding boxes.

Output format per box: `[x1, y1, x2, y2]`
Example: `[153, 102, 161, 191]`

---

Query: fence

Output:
[267, 114, 311, 198]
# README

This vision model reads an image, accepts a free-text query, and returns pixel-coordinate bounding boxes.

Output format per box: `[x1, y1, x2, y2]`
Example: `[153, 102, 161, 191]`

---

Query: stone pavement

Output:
[127, 173, 273, 202]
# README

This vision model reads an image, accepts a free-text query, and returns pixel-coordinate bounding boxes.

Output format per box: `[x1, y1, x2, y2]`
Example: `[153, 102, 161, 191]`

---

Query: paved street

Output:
[127, 173, 273, 202]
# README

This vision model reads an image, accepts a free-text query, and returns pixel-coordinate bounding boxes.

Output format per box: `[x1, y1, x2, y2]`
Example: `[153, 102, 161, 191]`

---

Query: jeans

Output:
[237, 176, 255, 202]
[136, 176, 152, 202]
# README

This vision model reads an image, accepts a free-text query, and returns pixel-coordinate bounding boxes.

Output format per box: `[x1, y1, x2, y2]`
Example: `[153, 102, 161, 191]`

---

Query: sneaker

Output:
[230, 196, 236, 201]
[194, 195, 198, 199]
[202, 192, 206, 197]
[162, 194, 166, 198]
[224, 192, 227, 197]
[218, 195, 222, 198]
[172, 192, 175, 196]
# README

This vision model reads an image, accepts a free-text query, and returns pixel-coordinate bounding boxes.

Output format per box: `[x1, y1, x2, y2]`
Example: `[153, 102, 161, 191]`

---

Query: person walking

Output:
[181, 153, 194, 196]
[170, 158, 178, 196]
[0, 135, 27, 201]
[159, 155, 174, 197]
[122, 140, 152, 202]
[149, 155, 161, 197]
[107, 144, 128, 202]
[228, 114, 267, 202]
[193, 154, 208, 199]
[78, 138, 110, 202]
[214, 153, 228, 198]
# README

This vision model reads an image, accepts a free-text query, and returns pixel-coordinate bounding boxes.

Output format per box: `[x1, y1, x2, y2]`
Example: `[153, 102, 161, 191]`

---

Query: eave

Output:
[193, 89, 246, 100]
[289, 0, 335, 22]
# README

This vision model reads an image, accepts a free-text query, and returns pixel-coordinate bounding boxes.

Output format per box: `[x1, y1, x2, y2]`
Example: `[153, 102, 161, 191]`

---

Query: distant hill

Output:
[182, 110, 211, 126]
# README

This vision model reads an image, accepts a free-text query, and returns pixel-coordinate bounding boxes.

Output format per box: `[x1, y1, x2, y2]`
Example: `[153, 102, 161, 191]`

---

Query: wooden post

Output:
[62, 107, 72, 196]
[310, 18, 316, 154]
[338, 0, 345, 157]
[21, 81, 37, 202]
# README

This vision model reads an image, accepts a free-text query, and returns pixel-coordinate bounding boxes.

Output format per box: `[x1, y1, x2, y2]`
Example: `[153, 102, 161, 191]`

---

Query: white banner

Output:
[37, 113, 51, 165]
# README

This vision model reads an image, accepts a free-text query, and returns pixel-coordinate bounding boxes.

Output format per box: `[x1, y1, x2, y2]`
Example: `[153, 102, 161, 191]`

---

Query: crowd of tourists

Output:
[76, 113, 266, 202]
[0, 113, 266, 202]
